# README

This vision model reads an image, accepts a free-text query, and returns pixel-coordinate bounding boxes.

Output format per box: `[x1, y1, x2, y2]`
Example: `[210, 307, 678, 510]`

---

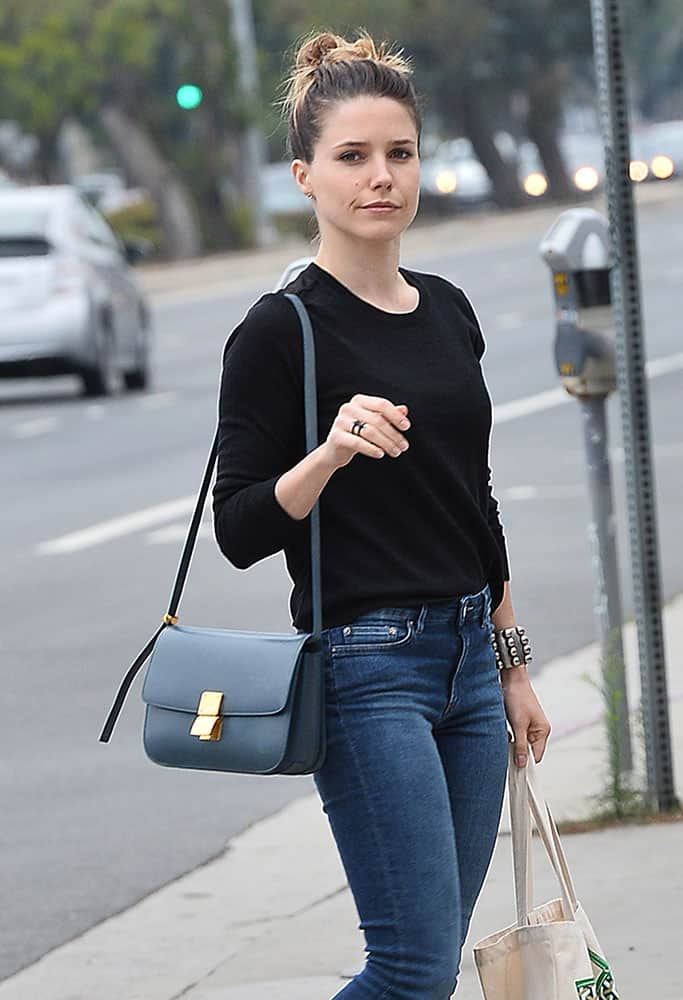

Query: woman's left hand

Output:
[500, 669, 552, 768]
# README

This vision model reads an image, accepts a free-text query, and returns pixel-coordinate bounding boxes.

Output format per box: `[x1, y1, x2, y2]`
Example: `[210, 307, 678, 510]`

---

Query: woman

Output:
[212, 28, 551, 1000]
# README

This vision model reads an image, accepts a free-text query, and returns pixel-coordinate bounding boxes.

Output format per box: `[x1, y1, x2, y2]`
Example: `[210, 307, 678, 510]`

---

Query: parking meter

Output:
[539, 208, 615, 397]
[538, 207, 634, 774]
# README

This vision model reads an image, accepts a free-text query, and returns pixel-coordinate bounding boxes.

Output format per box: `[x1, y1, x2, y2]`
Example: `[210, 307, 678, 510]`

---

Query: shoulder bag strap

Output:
[98, 292, 321, 742]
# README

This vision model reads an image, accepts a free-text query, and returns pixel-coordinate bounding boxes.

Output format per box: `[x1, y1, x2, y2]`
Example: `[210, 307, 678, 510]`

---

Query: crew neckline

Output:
[305, 260, 425, 324]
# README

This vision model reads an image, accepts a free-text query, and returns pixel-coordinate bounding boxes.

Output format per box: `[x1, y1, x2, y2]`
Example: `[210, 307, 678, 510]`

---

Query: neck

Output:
[313, 232, 405, 302]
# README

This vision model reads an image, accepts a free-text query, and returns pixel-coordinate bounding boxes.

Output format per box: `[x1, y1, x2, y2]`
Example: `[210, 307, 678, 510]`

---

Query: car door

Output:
[73, 196, 140, 366]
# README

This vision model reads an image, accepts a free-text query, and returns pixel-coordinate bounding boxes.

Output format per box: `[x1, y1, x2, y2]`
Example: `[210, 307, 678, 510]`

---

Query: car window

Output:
[0, 206, 51, 238]
[74, 197, 120, 252]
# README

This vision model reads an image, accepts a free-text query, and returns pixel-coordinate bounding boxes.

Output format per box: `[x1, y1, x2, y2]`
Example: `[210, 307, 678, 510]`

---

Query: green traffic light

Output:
[176, 84, 203, 110]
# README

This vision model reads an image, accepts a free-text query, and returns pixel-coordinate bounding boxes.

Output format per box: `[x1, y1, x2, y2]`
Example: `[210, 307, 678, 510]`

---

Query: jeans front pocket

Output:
[330, 616, 416, 656]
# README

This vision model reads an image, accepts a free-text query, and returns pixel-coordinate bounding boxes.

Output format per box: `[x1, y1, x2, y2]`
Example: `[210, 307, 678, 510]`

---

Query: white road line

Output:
[10, 416, 61, 438]
[494, 349, 683, 424]
[646, 351, 683, 378]
[85, 404, 107, 421]
[501, 484, 586, 501]
[36, 497, 196, 555]
[494, 311, 523, 330]
[139, 391, 177, 410]
[494, 386, 568, 423]
[147, 521, 212, 544]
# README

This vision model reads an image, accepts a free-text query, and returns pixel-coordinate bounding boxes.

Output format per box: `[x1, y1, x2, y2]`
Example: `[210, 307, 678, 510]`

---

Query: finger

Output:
[512, 728, 528, 768]
[352, 395, 410, 431]
[351, 412, 408, 457]
[529, 728, 550, 763]
[334, 405, 384, 458]
[346, 430, 385, 460]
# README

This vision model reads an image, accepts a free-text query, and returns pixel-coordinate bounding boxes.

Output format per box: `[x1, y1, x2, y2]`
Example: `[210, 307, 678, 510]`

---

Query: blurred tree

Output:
[487, 1, 594, 200]
[0, 3, 93, 182]
[255, 0, 537, 206]
[256, 0, 669, 205]
[623, 0, 683, 118]
[0, 0, 256, 257]
[86, 0, 245, 255]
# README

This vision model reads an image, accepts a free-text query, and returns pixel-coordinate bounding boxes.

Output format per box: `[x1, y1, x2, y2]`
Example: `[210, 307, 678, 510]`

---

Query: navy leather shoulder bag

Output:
[98, 292, 326, 774]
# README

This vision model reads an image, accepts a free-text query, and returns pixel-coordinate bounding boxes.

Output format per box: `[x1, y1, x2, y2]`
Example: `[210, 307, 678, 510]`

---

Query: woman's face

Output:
[292, 95, 420, 242]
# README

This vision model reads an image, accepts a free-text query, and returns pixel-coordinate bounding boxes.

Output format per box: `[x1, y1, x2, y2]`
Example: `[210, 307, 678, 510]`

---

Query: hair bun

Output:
[297, 31, 342, 71]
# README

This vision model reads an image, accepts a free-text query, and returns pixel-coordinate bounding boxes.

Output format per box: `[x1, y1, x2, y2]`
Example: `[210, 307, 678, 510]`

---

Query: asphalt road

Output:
[2, 191, 682, 979]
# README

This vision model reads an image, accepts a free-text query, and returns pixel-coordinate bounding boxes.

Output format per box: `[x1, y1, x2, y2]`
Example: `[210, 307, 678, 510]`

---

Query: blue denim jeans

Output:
[312, 583, 509, 999]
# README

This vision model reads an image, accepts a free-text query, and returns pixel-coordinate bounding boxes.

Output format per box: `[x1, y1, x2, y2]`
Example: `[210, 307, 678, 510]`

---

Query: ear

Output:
[291, 159, 312, 198]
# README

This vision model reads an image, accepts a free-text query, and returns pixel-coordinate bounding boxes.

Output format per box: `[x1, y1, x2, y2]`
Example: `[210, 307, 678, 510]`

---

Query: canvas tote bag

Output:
[472, 748, 620, 999]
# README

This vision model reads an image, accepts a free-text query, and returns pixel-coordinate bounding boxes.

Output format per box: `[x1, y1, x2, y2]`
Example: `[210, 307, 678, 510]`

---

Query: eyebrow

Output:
[332, 138, 416, 148]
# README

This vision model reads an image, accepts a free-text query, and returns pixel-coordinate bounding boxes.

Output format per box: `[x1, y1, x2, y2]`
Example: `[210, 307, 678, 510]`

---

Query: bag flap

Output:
[141, 624, 312, 717]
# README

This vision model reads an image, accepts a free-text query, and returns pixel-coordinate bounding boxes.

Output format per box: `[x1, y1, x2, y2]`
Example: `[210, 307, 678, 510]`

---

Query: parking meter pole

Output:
[540, 208, 633, 782]
[590, 0, 676, 810]
[580, 396, 632, 775]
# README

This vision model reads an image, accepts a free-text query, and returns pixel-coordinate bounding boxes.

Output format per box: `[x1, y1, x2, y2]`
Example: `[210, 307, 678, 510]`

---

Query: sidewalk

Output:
[4, 597, 682, 999]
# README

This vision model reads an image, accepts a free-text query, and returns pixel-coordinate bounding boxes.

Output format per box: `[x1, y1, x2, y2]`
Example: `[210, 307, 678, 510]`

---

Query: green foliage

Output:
[0, 1, 98, 136]
[104, 196, 161, 253]
[582, 630, 652, 823]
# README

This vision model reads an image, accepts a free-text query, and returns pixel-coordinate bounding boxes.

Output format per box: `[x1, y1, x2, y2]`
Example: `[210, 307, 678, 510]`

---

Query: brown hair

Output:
[277, 28, 423, 163]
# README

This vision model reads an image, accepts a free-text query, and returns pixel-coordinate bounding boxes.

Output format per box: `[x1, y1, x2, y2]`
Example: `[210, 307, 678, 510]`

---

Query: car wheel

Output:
[123, 326, 150, 392]
[81, 324, 118, 397]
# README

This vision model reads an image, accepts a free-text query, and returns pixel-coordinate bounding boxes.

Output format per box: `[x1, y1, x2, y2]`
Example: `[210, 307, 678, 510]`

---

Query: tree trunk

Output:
[460, 81, 525, 209]
[526, 66, 574, 203]
[98, 103, 202, 260]
[35, 131, 64, 184]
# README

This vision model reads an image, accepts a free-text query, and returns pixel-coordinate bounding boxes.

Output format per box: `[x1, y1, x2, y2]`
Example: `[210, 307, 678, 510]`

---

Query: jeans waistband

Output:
[345, 583, 491, 633]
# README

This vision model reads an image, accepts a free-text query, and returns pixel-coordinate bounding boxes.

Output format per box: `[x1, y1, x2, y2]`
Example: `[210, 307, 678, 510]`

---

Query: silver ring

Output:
[351, 419, 366, 436]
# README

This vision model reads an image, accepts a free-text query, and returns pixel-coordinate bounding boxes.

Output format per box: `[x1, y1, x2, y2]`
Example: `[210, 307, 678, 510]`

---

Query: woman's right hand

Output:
[322, 394, 411, 471]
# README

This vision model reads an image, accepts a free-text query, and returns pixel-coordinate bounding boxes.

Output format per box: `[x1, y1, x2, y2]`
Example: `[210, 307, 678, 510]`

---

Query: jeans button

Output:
[343, 626, 351, 636]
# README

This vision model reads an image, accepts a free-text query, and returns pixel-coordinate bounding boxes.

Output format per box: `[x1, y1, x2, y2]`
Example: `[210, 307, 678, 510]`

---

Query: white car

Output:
[0, 185, 152, 396]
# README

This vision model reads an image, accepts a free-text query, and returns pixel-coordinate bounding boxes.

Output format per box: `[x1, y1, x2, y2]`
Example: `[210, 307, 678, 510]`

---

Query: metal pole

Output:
[228, 0, 276, 247]
[589, 0, 676, 809]
[580, 396, 632, 775]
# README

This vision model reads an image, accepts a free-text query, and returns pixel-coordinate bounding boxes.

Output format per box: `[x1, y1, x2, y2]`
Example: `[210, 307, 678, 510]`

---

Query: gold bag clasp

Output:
[190, 690, 224, 741]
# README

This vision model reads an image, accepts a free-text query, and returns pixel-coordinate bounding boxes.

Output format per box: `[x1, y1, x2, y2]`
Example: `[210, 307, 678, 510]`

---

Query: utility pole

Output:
[228, 0, 276, 247]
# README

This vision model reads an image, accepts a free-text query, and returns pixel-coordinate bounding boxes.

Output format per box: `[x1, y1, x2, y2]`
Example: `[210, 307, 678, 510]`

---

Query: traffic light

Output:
[175, 84, 203, 110]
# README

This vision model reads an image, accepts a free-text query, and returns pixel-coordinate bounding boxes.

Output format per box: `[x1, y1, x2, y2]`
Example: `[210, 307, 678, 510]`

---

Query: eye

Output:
[339, 149, 413, 162]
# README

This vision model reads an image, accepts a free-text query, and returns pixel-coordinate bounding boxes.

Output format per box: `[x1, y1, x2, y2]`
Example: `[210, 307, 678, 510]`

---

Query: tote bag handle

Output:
[508, 747, 579, 926]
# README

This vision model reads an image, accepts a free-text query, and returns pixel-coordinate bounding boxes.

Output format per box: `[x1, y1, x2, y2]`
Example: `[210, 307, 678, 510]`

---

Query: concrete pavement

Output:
[3, 593, 682, 999]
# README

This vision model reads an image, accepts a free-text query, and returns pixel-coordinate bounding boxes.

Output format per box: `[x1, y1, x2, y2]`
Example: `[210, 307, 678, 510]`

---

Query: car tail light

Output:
[53, 254, 87, 294]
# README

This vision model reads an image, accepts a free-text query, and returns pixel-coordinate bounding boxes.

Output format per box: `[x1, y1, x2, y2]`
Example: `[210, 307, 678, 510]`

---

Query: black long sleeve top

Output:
[212, 261, 510, 633]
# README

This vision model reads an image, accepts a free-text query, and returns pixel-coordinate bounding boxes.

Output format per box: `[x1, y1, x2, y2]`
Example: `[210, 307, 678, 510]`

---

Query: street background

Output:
[2, 0, 683, 994]
[2, 181, 682, 983]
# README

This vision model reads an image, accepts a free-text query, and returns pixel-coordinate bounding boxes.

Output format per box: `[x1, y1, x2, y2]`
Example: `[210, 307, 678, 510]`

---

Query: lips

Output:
[361, 202, 399, 209]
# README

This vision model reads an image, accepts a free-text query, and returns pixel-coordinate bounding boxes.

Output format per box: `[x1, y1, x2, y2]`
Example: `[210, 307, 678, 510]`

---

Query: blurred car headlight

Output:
[523, 172, 548, 197]
[629, 160, 649, 182]
[435, 169, 457, 194]
[651, 154, 674, 179]
[573, 166, 600, 192]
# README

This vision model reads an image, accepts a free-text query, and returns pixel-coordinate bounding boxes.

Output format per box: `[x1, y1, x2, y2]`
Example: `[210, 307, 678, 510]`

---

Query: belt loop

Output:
[416, 604, 428, 635]
[477, 586, 490, 627]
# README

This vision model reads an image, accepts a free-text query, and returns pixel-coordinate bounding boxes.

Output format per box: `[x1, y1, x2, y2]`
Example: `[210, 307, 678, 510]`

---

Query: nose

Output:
[369, 154, 394, 189]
